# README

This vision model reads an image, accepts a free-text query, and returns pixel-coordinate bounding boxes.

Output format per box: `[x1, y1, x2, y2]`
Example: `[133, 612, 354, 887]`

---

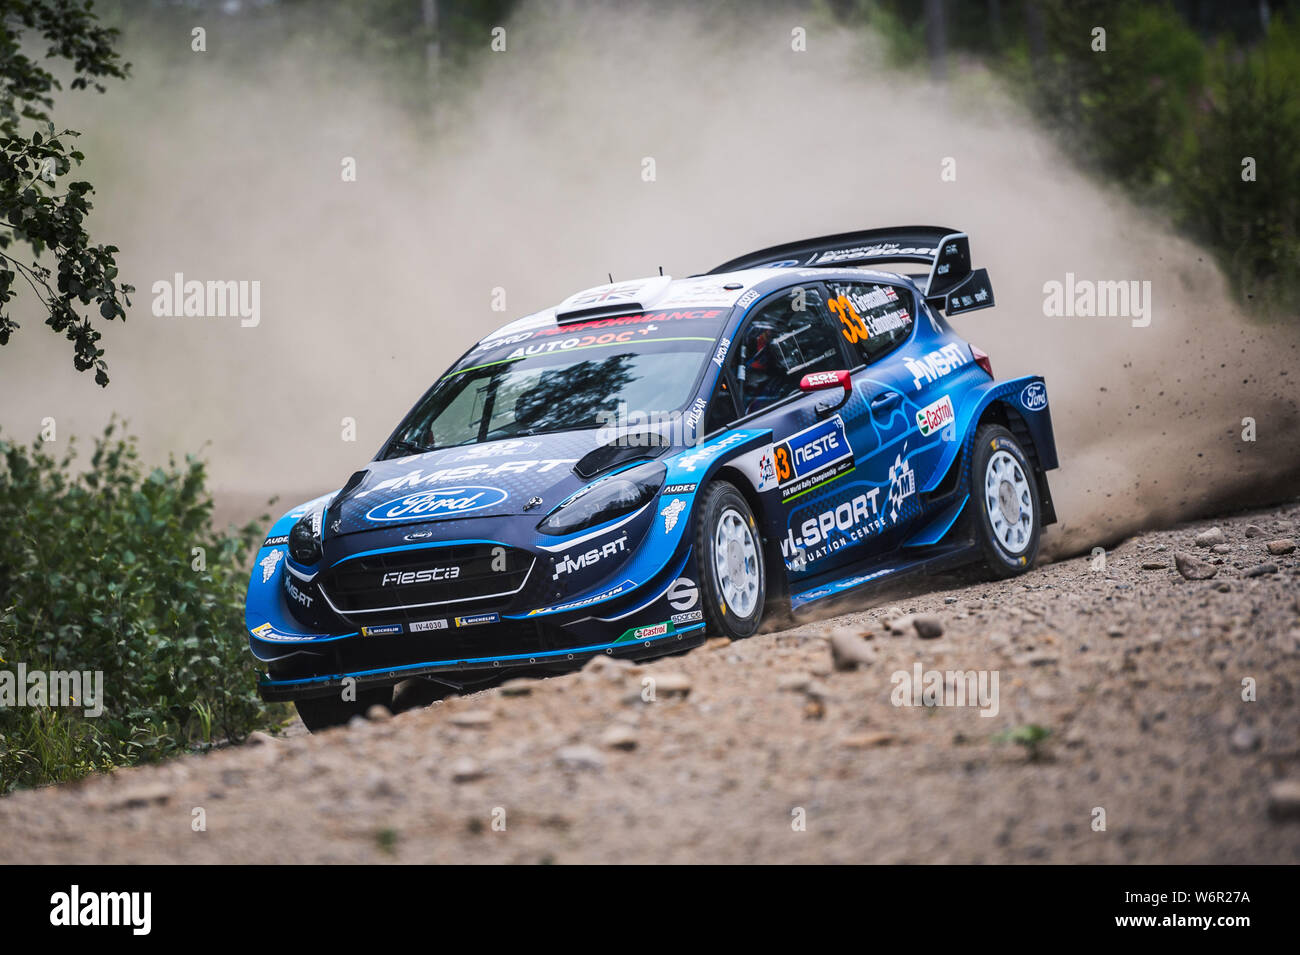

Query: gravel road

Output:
[3, 504, 1298, 864]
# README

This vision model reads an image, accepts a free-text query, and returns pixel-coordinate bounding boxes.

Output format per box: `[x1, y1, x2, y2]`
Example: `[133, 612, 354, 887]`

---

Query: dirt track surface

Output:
[4, 505, 1299, 864]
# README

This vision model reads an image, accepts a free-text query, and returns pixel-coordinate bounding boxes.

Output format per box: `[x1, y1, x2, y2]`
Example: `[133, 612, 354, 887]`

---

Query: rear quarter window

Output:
[826, 281, 915, 366]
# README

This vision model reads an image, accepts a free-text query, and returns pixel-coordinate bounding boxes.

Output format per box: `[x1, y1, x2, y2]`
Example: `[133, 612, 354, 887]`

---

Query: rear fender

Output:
[926, 375, 1057, 496]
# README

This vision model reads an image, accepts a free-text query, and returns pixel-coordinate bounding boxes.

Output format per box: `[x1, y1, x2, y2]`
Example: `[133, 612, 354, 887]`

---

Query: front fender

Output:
[244, 492, 346, 661]
[511, 429, 772, 620]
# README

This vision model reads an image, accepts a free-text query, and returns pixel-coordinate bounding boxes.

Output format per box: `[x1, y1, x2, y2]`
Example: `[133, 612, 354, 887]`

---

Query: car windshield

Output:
[387, 336, 718, 453]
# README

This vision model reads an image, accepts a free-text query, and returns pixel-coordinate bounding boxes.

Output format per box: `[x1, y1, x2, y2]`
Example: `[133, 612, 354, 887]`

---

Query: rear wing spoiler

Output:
[705, 224, 995, 315]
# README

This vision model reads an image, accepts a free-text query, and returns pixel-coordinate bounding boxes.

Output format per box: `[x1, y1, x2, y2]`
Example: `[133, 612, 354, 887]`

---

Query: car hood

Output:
[326, 430, 659, 536]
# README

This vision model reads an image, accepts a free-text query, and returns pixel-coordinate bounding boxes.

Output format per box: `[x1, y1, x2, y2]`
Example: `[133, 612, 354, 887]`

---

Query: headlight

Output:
[288, 508, 323, 565]
[537, 462, 665, 536]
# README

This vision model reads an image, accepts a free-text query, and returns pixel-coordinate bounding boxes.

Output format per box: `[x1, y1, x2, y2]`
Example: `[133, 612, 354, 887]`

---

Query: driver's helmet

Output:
[743, 326, 786, 413]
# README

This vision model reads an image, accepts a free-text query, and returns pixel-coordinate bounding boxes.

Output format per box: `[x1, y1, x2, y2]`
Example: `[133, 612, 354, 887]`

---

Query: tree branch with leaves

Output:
[0, 0, 133, 386]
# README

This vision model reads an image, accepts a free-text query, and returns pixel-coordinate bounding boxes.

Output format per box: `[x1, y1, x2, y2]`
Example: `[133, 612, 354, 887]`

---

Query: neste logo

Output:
[792, 431, 840, 468]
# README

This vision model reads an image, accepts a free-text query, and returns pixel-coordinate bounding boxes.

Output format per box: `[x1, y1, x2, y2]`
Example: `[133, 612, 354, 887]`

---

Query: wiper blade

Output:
[389, 438, 433, 457]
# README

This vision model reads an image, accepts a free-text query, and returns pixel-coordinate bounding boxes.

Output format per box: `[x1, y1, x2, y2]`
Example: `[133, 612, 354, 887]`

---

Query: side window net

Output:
[731, 288, 841, 416]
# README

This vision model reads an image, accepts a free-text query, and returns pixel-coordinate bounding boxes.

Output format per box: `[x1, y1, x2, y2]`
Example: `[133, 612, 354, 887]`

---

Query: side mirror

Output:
[800, 370, 852, 417]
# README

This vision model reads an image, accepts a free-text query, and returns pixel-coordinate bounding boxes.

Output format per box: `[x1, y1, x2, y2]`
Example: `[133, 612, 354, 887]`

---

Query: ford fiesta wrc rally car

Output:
[246, 225, 1059, 729]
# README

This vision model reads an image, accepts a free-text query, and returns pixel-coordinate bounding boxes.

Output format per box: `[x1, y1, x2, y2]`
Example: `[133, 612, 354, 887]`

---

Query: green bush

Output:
[0, 422, 284, 792]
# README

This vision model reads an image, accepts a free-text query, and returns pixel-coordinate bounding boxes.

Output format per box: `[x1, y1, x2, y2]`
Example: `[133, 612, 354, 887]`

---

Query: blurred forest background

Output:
[100, 0, 1299, 310]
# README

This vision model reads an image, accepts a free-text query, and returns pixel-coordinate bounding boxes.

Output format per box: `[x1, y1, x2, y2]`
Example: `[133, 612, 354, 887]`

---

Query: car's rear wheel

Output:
[970, 424, 1041, 577]
[693, 481, 766, 639]
[294, 684, 394, 733]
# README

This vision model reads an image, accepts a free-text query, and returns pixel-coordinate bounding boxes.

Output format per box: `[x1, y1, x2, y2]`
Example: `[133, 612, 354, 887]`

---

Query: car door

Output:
[703, 282, 868, 579]
[824, 278, 942, 537]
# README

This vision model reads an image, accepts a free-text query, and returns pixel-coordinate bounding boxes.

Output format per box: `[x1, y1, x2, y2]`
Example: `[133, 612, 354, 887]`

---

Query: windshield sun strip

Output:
[441, 336, 719, 379]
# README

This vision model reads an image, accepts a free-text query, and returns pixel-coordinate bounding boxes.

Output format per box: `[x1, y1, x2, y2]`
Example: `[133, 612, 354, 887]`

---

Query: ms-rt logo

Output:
[49, 886, 151, 935]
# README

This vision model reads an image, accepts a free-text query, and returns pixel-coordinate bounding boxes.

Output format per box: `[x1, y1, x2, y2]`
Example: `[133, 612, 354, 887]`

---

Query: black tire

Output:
[390, 677, 462, 714]
[294, 684, 394, 733]
[692, 480, 766, 639]
[760, 535, 795, 633]
[969, 424, 1042, 578]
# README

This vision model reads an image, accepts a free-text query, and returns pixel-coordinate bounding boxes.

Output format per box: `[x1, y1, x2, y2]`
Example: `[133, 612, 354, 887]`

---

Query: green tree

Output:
[0, 0, 133, 386]
[1031, 0, 1205, 189]
[1177, 18, 1300, 308]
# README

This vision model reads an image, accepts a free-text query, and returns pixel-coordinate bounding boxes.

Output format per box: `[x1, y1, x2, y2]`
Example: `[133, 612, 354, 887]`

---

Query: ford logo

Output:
[366, 486, 508, 523]
[1020, 382, 1048, 412]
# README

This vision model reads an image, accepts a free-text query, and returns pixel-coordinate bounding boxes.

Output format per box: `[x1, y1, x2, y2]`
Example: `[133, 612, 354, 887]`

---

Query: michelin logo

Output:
[661, 498, 687, 532]
[260, 548, 283, 583]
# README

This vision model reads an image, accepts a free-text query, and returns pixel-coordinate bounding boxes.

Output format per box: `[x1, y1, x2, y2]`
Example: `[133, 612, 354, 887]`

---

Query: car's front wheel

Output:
[970, 424, 1042, 577]
[294, 685, 394, 733]
[692, 480, 766, 639]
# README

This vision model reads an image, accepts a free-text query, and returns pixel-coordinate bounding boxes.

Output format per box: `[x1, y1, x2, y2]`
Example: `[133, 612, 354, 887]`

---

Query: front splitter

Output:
[258, 622, 707, 701]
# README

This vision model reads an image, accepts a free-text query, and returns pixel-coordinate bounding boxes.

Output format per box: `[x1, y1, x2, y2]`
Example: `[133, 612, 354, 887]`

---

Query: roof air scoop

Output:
[554, 274, 673, 323]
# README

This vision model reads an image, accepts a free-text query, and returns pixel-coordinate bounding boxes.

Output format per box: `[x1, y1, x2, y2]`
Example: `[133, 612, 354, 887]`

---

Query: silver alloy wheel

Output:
[984, 449, 1034, 554]
[713, 506, 760, 617]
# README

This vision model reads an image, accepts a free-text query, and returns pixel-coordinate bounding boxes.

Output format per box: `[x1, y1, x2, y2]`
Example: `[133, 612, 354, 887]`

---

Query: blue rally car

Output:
[247, 226, 1058, 729]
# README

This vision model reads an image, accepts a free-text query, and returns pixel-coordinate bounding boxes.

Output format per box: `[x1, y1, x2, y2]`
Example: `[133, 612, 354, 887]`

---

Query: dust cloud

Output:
[1, 3, 1296, 555]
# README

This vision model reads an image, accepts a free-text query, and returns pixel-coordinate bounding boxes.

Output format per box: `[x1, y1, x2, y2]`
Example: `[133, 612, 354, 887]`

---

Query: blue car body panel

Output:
[245, 227, 1059, 700]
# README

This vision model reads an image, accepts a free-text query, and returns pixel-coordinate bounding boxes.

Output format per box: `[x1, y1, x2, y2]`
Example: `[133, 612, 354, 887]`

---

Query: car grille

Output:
[318, 542, 535, 616]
